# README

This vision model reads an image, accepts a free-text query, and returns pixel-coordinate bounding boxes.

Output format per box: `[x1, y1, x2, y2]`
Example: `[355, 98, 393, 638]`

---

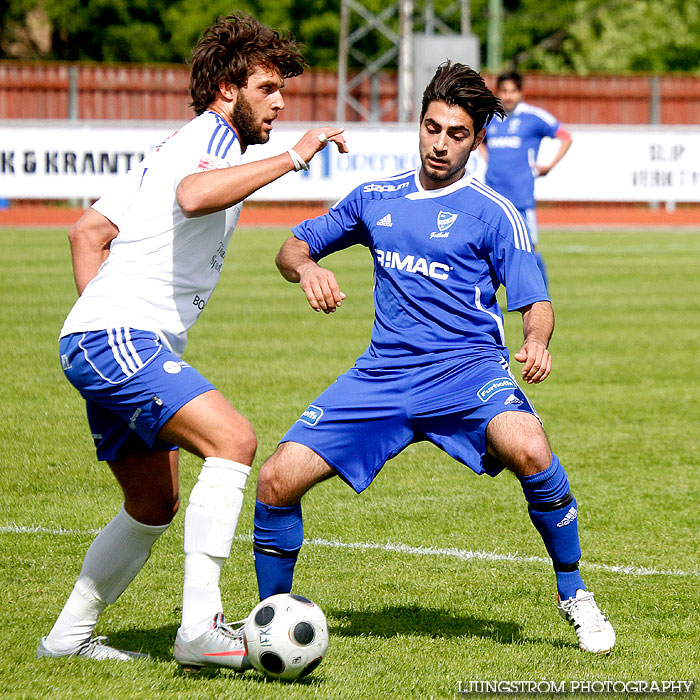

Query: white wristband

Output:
[287, 148, 309, 172]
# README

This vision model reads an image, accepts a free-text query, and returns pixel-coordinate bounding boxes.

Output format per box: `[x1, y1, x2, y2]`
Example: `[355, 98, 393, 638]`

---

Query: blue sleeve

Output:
[486, 211, 549, 310]
[291, 187, 369, 261]
[537, 113, 560, 140]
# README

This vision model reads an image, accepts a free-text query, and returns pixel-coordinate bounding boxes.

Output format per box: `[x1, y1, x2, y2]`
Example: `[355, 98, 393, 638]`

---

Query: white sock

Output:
[44, 505, 169, 652]
[180, 457, 250, 641]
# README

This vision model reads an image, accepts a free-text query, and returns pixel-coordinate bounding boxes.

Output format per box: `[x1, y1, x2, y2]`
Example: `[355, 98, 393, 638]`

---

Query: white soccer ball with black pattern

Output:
[243, 593, 329, 681]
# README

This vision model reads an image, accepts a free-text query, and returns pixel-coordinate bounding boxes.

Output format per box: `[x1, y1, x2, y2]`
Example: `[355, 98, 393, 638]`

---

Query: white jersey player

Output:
[61, 110, 246, 356]
[38, 12, 348, 669]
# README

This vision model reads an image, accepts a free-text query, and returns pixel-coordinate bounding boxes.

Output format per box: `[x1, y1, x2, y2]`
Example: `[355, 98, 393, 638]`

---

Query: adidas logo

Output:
[556, 506, 578, 528]
[504, 393, 523, 405]
[376, 214, 393, 227]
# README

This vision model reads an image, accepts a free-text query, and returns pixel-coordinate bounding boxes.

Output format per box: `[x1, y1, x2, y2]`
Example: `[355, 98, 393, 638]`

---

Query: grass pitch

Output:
[0, 225, 698, 699]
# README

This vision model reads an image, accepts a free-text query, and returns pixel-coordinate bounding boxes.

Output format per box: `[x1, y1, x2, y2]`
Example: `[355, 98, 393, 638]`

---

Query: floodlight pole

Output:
[398, 0, 414, 123]
[487, 0, 503, 72]
[336, 0, 350, 121]
[461, 0, 471, 34]
[337, 0, 473, 123]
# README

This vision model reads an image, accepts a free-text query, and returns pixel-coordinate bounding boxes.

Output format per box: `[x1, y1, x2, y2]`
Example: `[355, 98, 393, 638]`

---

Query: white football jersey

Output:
[60, 111, 243, 356]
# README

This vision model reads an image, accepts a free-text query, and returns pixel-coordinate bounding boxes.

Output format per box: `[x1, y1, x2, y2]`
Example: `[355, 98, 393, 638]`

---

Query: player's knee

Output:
[126, 493, 179, 526]
[219, 414, 257, 464]
[256, 454, 293, 506]
[235, 424, 257, 464]
[508, 438, 552, 477]
[256, 459, 282, 504]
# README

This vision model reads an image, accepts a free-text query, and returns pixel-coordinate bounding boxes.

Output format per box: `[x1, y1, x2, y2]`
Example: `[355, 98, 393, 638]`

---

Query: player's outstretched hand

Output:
[297, 262, 347, 314]
[514, 340, 551, 384]
[293, 127, 349, 166]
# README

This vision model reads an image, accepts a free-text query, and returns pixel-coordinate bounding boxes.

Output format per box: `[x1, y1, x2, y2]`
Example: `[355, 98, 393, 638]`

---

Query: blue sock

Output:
[519, 455, 586, 599]
[253, 500, 303, 600]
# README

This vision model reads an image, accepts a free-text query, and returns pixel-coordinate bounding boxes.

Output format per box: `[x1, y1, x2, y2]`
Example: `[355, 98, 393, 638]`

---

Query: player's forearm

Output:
[176, 152, 297, 218]
[521, 301, 554, 347]
[71, 247, 110, 295]
[68, 210, 118, 295]
[549, 131, 572, 170]
[275, 236, 317, 283]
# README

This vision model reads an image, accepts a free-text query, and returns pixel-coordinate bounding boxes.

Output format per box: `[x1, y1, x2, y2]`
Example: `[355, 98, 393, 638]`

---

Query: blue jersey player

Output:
[482, 71, 572, 287]
[252, 62, 615, 654]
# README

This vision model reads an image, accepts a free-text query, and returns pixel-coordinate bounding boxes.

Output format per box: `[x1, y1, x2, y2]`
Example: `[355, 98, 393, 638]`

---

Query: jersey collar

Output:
[407, 167, 474, 200]
[206, 110, 239, 141]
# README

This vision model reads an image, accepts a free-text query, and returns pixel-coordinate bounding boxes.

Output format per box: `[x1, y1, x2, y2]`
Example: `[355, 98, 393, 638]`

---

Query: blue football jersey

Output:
[292, 169, 549, 368]
[484, 102, 560, 210]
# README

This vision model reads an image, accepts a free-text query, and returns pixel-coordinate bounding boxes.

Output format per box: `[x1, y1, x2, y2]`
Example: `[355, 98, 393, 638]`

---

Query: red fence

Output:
[2, 61, 700, 124]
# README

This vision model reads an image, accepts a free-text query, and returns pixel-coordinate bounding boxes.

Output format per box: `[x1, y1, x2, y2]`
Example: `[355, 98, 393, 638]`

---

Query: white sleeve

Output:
[91, 169, 142, 229]
[170, 121, 241, 187]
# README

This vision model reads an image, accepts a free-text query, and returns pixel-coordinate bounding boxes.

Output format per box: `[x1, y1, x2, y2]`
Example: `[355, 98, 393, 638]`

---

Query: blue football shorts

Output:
[281, 353, 539, 493]
[59, 328, 216, 461]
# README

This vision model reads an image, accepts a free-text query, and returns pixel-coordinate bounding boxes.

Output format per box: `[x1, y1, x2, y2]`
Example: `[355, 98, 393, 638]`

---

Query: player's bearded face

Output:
[419, 101, 482, 189]
[232, 92, 268, 146]
[230, 67, 285, 147]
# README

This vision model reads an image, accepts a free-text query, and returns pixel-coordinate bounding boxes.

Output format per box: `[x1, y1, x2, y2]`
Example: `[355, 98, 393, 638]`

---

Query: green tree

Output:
[2, 0, 700, 74]
[502, 0, 700, 74]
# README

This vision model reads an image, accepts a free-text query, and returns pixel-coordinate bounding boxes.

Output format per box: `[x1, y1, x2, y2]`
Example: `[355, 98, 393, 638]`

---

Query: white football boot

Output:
[174, 613, 251, 671]
[557, 589, 616, 653]
[37, 635, 148, 661]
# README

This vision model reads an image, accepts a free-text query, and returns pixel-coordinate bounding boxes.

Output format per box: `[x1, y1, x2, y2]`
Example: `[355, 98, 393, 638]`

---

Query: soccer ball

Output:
[243, 593, 329, 681]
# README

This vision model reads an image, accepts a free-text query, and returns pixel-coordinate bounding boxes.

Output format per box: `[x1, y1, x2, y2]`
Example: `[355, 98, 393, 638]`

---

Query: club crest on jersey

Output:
[477, 377, 518, 402]
[437, 211, 458, 231]
[430, 211, 458, 239]
[298, 404, 323, 426]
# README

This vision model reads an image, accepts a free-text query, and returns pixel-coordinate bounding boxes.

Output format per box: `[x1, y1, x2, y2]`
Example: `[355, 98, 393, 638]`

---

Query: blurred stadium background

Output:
[1, 0, 700, 229]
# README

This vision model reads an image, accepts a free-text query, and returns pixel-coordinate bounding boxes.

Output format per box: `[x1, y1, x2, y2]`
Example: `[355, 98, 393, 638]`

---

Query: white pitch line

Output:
[2, 523, 698, 579]
[0, 523, 100, 536]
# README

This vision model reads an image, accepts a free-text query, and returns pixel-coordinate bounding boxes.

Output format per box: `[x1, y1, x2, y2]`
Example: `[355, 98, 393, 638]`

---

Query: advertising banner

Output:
[0, 121, 699, 203]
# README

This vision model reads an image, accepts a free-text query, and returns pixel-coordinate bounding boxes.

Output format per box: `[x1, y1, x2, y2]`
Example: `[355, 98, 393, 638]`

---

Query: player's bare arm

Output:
[68, 208, 119, 295]
[177, 127, 347, 218]
[514, 300, 554, 384]
[536, 128, 572, 177]
[276, 236, 346, 313]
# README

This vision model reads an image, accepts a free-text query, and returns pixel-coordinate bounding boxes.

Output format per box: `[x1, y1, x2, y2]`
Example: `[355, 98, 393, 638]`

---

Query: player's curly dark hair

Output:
[189, 13, 305, 116]
[420, 61, 505, 133]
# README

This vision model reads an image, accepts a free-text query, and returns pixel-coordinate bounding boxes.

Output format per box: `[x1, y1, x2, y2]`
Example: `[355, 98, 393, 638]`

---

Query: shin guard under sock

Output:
[520, 455, 586, 599]
[253, 500, 303, 599]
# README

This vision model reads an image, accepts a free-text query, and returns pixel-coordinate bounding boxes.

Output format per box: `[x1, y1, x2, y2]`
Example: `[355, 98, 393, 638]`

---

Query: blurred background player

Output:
[37, 12, 347, 667]
[252, 61, 615, 655]
[481, 70, 572, 288]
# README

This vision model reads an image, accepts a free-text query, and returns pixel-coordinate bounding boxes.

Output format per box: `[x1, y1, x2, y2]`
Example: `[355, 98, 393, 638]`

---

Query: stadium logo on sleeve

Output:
[298, 405, 323, 426]
[363, 182, 409, 193]
[477, 377, 518, 402]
